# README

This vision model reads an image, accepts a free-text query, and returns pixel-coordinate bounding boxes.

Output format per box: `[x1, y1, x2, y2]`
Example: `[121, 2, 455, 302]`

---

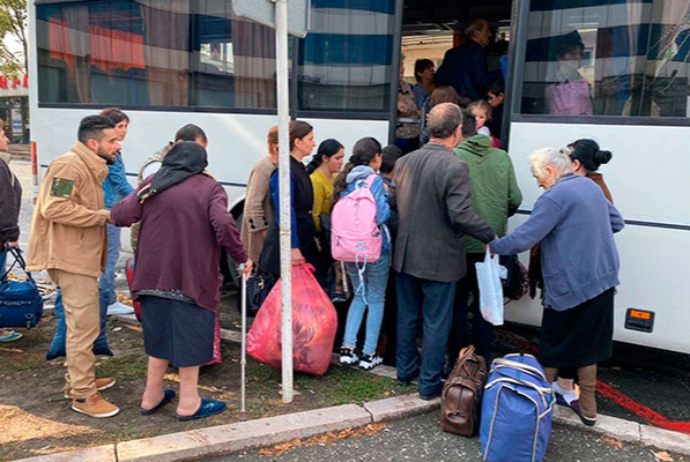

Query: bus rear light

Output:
[625, 308, 655, 333]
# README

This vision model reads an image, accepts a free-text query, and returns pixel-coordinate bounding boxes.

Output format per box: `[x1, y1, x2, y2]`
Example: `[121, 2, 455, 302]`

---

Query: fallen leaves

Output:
[654, 450, 674, 462]
[601, 435, 624, 449]
[117, 293, 134, 307]
[258, 423, 389, 457]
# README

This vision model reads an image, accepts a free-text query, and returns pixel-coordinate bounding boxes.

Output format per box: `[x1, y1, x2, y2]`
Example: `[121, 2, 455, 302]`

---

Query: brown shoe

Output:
[71, 393, 120, 418]
[64, 378, 116, 399]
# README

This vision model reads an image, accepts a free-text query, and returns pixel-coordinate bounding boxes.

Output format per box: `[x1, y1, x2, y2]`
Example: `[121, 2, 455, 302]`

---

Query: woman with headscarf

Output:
[111, 141, 251, 421]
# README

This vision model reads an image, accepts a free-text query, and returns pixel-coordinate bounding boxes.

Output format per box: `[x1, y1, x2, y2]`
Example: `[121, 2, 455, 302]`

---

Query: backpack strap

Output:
[364, 173, 378, 189]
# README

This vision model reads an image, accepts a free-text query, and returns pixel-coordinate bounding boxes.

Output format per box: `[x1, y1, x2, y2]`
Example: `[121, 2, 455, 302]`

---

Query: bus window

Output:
[520, 0, 690, 119]
[296, 1, 398, 114]
[36, 0, 279, 110]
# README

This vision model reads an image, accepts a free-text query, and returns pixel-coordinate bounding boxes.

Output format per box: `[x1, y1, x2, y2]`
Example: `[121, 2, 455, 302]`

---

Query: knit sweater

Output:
[490, 173, 624, 311]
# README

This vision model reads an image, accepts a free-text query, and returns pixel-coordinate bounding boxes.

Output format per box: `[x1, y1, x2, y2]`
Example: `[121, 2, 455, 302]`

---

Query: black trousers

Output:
[448, 253, 494, 364]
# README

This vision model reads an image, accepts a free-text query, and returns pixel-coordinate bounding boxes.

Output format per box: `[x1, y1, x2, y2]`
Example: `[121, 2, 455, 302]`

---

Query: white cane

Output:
[239, 263, 248, 421]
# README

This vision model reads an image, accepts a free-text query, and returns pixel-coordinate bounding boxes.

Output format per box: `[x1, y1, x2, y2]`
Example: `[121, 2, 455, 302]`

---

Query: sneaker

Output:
[0, 329, 22, 343]
[358, 354, 383, 371]
[339, 347, 359, 365]
[71, 393, 120, 418]
[64, 378, 116, 399]
[107, 302, 135, 316]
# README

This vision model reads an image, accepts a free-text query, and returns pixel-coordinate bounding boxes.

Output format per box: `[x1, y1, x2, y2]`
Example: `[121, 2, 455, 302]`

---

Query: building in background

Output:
[0, 73, 29, 144]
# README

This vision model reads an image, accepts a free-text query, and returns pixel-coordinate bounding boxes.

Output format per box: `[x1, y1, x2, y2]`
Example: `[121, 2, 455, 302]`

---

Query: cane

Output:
[239, 263, 248, 421]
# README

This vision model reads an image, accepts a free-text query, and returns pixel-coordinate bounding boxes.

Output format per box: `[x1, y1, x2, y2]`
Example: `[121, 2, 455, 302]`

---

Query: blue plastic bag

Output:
[475, 249, 507, 326]
[46, 289, 113, 360]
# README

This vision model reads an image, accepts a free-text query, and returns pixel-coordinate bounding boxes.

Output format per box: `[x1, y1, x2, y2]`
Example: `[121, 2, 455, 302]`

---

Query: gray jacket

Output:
[391, 142, 495, 282]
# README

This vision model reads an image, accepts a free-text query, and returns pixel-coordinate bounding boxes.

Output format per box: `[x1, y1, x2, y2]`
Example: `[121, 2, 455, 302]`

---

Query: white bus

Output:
[29, 0, 690, 354]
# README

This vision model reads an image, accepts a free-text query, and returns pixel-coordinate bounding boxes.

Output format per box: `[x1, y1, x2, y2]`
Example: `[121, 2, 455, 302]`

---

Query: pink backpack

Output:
[331, 174, 382, 263]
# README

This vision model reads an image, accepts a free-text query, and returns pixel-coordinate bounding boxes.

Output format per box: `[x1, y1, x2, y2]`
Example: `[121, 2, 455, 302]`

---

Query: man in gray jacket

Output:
[391, 103, 495, 399]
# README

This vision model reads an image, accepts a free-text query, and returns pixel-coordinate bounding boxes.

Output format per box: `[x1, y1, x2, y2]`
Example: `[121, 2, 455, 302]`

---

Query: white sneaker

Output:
[107, 302, 135, 316]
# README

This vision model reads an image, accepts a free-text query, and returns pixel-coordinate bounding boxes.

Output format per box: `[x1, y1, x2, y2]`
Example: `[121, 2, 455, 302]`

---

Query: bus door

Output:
[395, 0, 517, 150]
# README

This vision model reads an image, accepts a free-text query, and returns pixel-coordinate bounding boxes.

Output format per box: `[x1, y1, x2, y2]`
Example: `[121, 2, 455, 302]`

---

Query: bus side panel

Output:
[506, 122, 690, 354]
[505, 214, 690, 354]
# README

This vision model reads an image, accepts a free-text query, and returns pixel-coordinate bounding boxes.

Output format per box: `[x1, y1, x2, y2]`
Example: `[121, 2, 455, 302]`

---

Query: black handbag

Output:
[0, 248, 44, 329]
[236, 272, 275, 317]
[500, 254, 529, 301]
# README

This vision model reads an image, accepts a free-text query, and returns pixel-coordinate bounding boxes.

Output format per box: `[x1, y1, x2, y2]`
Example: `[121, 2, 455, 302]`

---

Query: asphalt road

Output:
[209, 412, 686, 462]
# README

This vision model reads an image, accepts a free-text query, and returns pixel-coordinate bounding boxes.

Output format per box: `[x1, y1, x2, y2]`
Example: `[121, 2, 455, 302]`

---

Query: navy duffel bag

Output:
[0, 248, 44, 329]
[480, 353, 556, 462]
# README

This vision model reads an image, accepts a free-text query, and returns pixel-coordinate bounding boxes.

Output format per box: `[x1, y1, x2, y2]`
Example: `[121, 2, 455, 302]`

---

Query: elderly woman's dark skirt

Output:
[539, 288, 615, 369]
[139, 295, 215, 368]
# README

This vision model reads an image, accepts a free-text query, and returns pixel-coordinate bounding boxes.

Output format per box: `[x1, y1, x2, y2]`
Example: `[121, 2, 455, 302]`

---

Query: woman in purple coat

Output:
[112, 141, 251, 421]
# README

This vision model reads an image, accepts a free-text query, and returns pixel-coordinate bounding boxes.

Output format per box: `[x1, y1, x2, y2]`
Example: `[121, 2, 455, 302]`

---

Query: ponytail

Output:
[306, 138, 344, 174]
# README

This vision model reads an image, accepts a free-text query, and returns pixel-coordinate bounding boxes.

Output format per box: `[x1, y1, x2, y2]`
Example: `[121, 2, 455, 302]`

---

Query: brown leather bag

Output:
[440, 346, 488, 437]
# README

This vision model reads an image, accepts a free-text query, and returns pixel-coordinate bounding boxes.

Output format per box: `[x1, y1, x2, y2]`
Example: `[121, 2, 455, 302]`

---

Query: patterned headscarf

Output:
[137, 141, 208, 203]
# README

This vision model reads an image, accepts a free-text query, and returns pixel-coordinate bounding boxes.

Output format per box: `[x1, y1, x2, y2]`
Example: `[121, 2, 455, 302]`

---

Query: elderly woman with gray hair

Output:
[489, 147, 624, 426]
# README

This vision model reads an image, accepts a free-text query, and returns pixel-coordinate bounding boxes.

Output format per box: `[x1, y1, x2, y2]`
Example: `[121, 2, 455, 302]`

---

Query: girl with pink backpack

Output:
[331, 138, 391, 370]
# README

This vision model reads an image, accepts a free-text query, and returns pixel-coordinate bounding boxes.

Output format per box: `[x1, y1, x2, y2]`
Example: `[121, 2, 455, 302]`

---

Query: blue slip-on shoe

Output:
[176, 399, 226, 422]
[140, 389, 176, 416]
[0, 330, 22, 343]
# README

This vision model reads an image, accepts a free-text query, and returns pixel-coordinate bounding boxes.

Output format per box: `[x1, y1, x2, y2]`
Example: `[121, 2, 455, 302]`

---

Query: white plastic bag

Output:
[475, 249, 507, 326]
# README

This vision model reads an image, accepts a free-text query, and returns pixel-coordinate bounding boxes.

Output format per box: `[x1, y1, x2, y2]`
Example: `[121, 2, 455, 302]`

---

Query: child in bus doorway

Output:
[332, 138, 391, 370]
[469, 99, 501, 148]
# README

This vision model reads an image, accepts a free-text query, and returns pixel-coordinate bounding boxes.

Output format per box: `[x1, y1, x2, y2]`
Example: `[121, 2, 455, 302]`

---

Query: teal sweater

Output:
[455, 135, 522, 253]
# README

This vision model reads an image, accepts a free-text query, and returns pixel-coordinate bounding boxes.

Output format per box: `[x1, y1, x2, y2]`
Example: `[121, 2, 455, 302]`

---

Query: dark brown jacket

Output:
[0, 154, 21, 245]
[390, 142, 495, 283]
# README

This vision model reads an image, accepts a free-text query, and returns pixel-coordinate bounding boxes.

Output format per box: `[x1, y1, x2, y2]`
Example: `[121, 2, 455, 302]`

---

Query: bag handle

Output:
[492, 358, 547, 382]
[0, 247, 36, 284]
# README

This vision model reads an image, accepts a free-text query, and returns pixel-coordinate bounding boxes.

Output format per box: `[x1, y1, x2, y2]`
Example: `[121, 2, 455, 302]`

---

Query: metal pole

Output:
[239, 264, 248, 420]
[275, 0, 293, 404]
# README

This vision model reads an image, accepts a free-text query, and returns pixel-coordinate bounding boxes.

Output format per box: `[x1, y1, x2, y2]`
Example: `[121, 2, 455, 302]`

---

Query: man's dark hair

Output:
[78, 115, 115, 145]
[100, 107, 129, 125]
[488, 80, 505, 96]
[380, 145, 403, 174]
[175, 124, 208, 143]
[414, 59, 434, 82]
[461, 111, 478, 138]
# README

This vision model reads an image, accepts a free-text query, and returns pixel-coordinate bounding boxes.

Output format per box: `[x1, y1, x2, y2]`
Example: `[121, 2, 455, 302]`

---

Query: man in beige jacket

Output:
[27, 115, 121, 418]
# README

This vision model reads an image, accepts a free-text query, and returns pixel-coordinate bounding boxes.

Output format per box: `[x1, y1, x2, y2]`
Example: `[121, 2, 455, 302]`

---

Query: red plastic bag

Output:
[247, 264, 337, 376]
[125, 257, 143, 322]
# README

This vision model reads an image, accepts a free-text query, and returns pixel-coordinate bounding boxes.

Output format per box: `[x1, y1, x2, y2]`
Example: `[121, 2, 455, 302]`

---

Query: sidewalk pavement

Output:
[11, 315, 689, 462]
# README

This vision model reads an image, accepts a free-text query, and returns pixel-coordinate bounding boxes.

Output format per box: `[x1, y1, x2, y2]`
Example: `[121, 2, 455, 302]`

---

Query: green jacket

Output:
[455, 135, 523, 253]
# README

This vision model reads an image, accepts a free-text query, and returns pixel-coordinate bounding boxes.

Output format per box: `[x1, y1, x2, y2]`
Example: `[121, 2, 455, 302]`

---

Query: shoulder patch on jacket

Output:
[51, 178, 75, 198]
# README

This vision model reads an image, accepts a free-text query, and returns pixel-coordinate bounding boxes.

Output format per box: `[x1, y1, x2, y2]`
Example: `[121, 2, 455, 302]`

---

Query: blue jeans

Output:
[343, 251, 390, 356]
[396, 272, 456, 397]
[99, 224, 120, 307]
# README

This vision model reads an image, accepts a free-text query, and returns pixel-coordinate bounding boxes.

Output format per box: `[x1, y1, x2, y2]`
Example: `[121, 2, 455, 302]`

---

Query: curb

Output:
[12, 393, 690, 462]
[553, 406, 690, 455]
